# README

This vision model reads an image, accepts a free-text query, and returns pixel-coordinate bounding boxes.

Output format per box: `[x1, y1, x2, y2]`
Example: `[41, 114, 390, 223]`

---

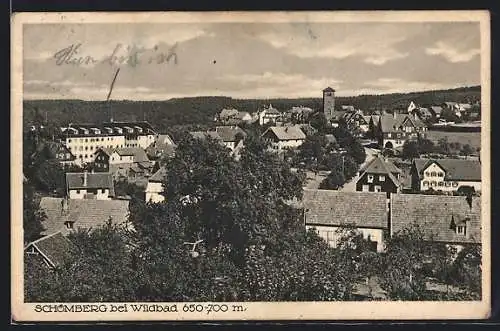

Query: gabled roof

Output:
[379, 114, 426, 133]
[301, 189, 388, 229]
[39, 197, 130, 236]
[261, 105, 281, 115]
[146, 134, 177, 159]
[289, 106, 314, 114]
[358, 156, 402, 186]
[219, 108, 239, 119]
[413, 158, 481, 181]
[262, 126, 306, 141]
[443, 102, 458, 108]
[24, 231, 73, 268]
[430, 106, 443, 114]
[323, 87, 336, 92]
[391, 194, 481, 244]
[114, 148, 150, 163]
[329, 110, 347, 121]
[40, 141, 76, 161]
[214, 126, 247, 142]
[66, 172, 115, 196]
[341, 105, 355, 111]
[149, 166, 167, 183]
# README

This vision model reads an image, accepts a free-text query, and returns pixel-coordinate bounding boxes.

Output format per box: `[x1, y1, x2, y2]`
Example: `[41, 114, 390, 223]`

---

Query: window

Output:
[431, 181, 437, 187]
[456, 225, 466, 236]
[79, 146, 83, 151]
[387, 133, 392, 138]
[85, 139, 88, 142]
[379, 175, 385, 182]
[374, 185, 382, 192]
[79, 155, 82, 159]
[423, 181, 429, 186]
[452, 182, 459, 187]
[367, 175, 374, 183]
[425, 172, 430, 176]
[431, 171, 436, 176]
[68, 139, 72, 143]
[85, 146, 88, 151]
[76, 190, 80, 194]
[445, 181, 452, 187]
[438, 172, 444, 177]
[101, 189, 106, 193]
[362, 185, 369, 192]
[438, 182, 444, 187]
[85, 154, 88, 158]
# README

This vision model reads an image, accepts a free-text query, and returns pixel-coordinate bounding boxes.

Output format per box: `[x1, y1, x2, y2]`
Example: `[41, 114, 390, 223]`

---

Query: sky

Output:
[22, 22, 481, 100]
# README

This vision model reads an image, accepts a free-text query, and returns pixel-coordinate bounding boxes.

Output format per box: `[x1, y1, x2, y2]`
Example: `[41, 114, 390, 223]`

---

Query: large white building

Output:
[60, 121, 156, 164]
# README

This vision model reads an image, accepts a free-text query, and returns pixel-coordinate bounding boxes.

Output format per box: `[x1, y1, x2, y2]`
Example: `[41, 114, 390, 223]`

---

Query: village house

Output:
[24, 231, 73, 270]
[343, 110, 370, 133]
[60, 121, 157, 164]
[38, 196, 130, 236]
[356, 155, 403, 197]
[35, 141, 78, 167]
[284, 123, 318, 137]
[93, 147, 152, 179]
[211, 126, 247, 152]
[375, 112, 427, 149]
[65, 171, 115, 200]
[215, 108, 254, 125]
[287, 106, 315, 123]
[261, 126, 306, 152]
[145, 166, 167, 203]
[410, 158, 481, 193]
[390, 193, 481, 251]
[429, 106, 443, 119]
[301, 189, 389, 252]
[145, 134, 177, 161]
[258, 104, 282, 125]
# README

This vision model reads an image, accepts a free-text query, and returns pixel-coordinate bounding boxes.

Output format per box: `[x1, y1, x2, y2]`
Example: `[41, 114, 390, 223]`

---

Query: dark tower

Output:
[323, 87, 336, 121]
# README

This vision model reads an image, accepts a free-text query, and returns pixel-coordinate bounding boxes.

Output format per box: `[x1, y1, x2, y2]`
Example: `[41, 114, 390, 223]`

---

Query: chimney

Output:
[83, 170, 88, 187]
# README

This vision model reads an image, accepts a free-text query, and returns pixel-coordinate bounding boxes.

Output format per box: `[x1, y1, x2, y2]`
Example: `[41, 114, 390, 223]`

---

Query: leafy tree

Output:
[33, 158, 66, 195]
[402, 140, 420, 160]
[23, 182, 46, 243]
[319, 170, 346, 190]
[309, 112, 328, 133]
[460, 144, 474, 156]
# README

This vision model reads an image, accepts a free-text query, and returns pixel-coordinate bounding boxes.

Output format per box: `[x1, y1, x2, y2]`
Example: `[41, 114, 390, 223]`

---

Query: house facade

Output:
[258, 104, 282, 125]
[145, 166, 167, 203]
[261, 126, 306, 152]
[60, 121, 156, 164]
[302, 189, 389, 252]
[356, 155, 402, 197]
[411, 158, 482, 193]
[376, 113, 427, 149]
[65, 171, 115, 200]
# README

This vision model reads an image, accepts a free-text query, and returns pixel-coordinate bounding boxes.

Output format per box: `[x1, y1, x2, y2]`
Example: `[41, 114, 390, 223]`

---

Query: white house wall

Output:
[306, 225, 385, 252]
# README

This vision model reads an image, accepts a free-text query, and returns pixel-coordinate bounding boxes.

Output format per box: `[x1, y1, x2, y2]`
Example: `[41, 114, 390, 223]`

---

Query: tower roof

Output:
[323, 87, 336, 92]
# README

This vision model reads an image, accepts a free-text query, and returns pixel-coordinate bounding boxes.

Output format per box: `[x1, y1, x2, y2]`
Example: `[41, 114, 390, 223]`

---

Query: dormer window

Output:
[367, 175, 374, 183]
[456, 225, 466, 236]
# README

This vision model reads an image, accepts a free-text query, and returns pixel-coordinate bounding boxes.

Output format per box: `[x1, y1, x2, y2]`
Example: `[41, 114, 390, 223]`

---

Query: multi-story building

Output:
[375, 113, 427, 149]
[323, 87, 336, 121]
[261, 126, 306, 152]
[410, 158, 481, 193]
[258, 104, 282, 125]
[60, 121, 157, 164]
[356, 155, 403, 197]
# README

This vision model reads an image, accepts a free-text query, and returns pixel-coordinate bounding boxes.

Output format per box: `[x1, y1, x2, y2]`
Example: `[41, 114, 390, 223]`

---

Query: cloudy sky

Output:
[23, 22, 481, 100]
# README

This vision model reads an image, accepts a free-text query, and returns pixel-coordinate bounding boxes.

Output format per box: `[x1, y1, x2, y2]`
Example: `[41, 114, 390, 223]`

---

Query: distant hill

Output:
[23, 86, 480, 133]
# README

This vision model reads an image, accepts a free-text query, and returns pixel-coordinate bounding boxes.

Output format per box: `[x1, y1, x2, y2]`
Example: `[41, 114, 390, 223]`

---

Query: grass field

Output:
[425, 130, 481, 150]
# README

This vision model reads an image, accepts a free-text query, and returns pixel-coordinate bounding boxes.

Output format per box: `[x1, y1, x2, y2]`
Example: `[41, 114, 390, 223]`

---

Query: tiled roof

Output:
[146, 134, 177, 159]
[114, 147, 150, 163]
[358, 156, 402, 186]
[189, 131, 222, 141]
[413, 158, 481, 181]
[262, 126, 306, 141]
[301, 189, 389, 229]
[25, 231, 74, 268]
[330, 110, 347, 121]
[430, 106, 443, 114]
[289, 106, 314, 114]
[66, 172, 115, 196]
[379, 113, 426, 132]
[214, 126, 247, 142]
[149, 166, 167, 183]
[391, 194, 481, 244]
[39, 197, 130, 236]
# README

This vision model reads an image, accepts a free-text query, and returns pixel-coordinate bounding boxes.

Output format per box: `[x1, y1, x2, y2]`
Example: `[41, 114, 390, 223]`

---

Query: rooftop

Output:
[66, 172, 115, 196]
[262, 126, 306, 141]
[25, 231, 74, 268]
[413, 158, 481, 181]
[39, 197, 130, 236]
[301, 189, 389, 229]
[390, 193, 481, 244]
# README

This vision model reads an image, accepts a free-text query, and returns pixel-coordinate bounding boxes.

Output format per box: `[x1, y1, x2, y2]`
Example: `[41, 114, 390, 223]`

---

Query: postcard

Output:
[11, 11, 491, 321]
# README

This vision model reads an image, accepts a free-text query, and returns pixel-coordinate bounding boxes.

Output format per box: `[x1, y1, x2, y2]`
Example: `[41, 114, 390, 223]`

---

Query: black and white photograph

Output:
[11, 11, 491, 321]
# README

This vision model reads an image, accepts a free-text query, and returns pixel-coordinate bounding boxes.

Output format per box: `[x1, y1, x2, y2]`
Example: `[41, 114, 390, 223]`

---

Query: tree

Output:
[402, 140, 420, 160]
[324, 154, 358, 182]
[460, 144, 474, 156]
[309, 112, 328, 133]
[23, 182, 46, 243]
[33, 158, 66, 195]
[297, 133, 328, 170]
[319, 170, 346, 190]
